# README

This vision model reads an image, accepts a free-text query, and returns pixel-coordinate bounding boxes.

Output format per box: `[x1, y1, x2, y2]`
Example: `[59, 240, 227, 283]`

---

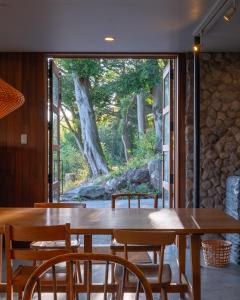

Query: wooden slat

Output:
[0, 53, 48, 207]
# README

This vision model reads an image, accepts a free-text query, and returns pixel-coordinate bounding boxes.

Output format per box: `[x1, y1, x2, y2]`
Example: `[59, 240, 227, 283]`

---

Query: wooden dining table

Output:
[0, 207, 239, 300]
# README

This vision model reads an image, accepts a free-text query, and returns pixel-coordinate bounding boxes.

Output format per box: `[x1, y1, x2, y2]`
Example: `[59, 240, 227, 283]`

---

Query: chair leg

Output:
[111, 250, 117, 300]
[153, 251, 158, 264]
[73, 246, 82, 283]
[18, 289, 23, 300]
[160, 287, 168, 300]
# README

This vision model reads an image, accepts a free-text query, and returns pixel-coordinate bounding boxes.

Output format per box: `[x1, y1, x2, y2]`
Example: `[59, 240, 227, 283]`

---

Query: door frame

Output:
[48, 60, 61, 202]
[46, 53, 186, 208]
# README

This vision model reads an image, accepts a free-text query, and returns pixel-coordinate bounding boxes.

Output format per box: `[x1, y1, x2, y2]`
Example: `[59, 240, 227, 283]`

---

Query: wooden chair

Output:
[111, 193, 160, 263]
[111, 193, 158, 209]
[31, 202, 86, 251]
[113, 230, 176, 300]
[22, 253, 153, 300]
[5, 223, 72, 300]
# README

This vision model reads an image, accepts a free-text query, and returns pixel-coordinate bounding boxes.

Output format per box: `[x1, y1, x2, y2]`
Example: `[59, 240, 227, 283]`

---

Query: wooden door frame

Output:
[48, 60, 61, 202]
[46, 53, 186, 208]
[162, 61, 174, 208]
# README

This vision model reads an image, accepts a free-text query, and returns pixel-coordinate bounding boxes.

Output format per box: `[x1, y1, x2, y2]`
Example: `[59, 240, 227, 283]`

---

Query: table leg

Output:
[84, 234, 93, 253]
[190, 234, 201, 300]
[178, 235, 186, 298]
[84, 235, 93, 293]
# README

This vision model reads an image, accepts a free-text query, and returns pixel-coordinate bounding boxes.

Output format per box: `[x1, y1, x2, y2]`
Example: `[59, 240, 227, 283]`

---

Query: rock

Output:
[219, 152, 229, 159]
[205, 149, 218, 160]
[224, 117, 235, 127]
[231, 100, 240, 112]
[210, 177, 220, 187]
[211, 98, 222, 111]
[235, 118, 240, 128]
[202, 197, 214, 208]
[148, 159, 162, 189]
[208, 187, 216, 197]
[235, 169, 240, 176]
[215, 159, 222, 167]
[215, 135, 227, 153]
[105, 177, 127, 193]
[127, 168, 150, 184]
[217, 111, 225, 121]
[224, 141, 237, 152]
[216, 186, 224, 195]
[227, 110, 236, 118]
[201, 180, 212, 190]
[208, 134, 218, 144]
[206, 116, 215, 128]
[78, 185, 107, 199]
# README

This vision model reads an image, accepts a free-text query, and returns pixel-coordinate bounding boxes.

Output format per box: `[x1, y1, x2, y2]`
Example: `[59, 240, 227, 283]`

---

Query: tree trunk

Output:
[152, 83, 162, 151]
[121, 105, 131, 162]
[136, 91, 146, 135]
[72, 74, 109, 176]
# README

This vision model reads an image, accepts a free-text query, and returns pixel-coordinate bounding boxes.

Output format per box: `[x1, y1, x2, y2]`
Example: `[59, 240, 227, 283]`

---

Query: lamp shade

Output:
[0, 78, 25, 119]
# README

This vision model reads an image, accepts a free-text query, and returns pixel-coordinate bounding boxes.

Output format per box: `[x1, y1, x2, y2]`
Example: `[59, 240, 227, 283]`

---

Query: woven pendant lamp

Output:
[0, 78, 25, 119]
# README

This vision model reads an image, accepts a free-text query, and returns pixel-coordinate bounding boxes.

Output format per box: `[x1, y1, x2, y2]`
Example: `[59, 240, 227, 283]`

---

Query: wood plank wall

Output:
[0, 53, 48, 207]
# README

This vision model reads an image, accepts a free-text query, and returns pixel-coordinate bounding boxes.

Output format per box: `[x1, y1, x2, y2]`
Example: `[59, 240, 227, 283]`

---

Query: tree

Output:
[136, 91, 146, 135]
[56, 58, 166, 179]
[56, 59, 110, 177]
[72, 75, 108, 176]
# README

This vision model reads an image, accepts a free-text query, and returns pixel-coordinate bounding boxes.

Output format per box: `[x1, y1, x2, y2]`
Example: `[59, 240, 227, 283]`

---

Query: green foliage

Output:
[128, 183, 158, 194]
[55, 58, 166, 189]
[60, 127, 88, 191]
[95, 128, 159, 185]
[98, 118, 124, 167]
[133, 128, 157, 160]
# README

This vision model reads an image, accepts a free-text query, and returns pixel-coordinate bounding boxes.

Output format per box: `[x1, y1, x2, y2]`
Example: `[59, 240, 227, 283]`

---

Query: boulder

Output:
[78, 185, 107, 199]
[127, 167, 150, 184]
[105, 177, 127, 193]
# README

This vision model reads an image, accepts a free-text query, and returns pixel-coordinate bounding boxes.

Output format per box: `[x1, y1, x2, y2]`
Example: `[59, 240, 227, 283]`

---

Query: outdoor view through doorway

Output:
[48, 57, 175, 209]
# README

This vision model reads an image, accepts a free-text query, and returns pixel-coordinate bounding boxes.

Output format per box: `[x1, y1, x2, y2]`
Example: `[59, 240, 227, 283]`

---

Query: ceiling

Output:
[0, 0, 239, 53]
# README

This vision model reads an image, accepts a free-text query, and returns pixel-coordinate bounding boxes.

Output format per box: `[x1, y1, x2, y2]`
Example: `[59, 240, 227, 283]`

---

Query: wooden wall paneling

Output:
[0, 53, 48, 207]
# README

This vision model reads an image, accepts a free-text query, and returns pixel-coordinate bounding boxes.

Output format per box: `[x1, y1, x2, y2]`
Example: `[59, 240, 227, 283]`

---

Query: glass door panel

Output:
[48, 60, 61, 202]
[162, 61, 174, 208]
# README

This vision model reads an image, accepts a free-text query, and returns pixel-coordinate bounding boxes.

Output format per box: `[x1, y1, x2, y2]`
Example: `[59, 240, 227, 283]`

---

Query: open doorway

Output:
[48, 57, 177, 208]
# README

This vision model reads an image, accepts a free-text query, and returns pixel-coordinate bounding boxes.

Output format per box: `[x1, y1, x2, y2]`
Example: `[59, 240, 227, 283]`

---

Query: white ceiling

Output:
[0, 0, 239, 53]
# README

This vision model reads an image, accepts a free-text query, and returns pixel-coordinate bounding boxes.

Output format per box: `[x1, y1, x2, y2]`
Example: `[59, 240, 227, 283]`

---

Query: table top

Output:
[0, 207, 239, 234]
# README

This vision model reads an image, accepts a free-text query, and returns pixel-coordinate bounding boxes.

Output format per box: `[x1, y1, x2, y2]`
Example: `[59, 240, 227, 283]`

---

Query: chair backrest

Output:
[113, 230, 175, 283]
[112, 193, 158, 208]
[34, 202, 86, 208]
[23, 253, 153, 300]
[5, 224, 72, 298]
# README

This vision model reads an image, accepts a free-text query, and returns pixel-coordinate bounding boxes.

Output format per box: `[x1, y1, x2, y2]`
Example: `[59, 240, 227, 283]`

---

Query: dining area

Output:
[0, 198, 239, 300]
[1, 1, 240, 299]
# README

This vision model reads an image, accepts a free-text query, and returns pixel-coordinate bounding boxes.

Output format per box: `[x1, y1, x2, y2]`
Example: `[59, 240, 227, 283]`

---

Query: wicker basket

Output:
[202, 240, 232, 267]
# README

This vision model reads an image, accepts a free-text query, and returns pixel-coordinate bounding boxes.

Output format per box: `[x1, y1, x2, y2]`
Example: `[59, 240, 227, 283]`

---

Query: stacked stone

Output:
[185, 54, 194, 207]
[185, 53, 240, 209]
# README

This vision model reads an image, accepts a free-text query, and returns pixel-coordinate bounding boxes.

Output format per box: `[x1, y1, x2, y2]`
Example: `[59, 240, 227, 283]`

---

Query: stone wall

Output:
[185, 53, 240, 208]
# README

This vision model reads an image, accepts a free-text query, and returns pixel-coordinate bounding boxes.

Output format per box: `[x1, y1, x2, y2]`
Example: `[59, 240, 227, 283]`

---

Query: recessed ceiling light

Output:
[104, 36, 115, 42]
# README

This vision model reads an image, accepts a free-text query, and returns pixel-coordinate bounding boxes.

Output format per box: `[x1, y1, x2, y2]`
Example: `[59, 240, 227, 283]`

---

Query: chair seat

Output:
[110, 239, 161, 252]
[115, 263, 172, 285]
[13, 265, 68, 289]
[31, 239, 80, 249]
